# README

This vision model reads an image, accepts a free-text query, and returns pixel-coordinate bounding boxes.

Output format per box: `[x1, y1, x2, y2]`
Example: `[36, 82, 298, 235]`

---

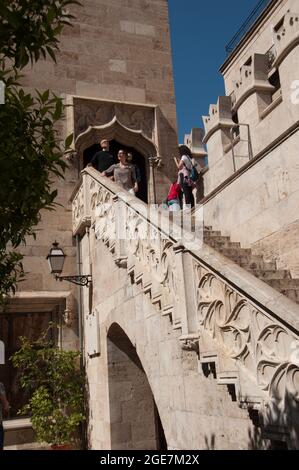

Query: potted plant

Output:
[11, 325, 85, 449]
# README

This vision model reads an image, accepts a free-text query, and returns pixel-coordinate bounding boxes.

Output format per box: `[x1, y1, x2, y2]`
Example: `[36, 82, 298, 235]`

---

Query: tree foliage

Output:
[11, 326, 85, 446]
[0, 1, 80, 302]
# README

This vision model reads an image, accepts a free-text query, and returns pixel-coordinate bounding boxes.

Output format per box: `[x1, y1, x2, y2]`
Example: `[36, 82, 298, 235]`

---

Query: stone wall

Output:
[16, 0, 178, 340]
[201, 0, 299, 276]
[202, 130, 299, 277]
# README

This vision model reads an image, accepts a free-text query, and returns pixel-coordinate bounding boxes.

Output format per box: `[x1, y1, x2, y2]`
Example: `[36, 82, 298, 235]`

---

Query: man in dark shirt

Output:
[90, 139, 114, 172]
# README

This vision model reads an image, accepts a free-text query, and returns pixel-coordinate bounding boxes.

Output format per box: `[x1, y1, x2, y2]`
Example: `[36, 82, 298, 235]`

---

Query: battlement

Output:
[232, 54, 274, 110]
[184, 128, 207, 167]
[273, 10, 299, 66]
[202, 96, 234, 143]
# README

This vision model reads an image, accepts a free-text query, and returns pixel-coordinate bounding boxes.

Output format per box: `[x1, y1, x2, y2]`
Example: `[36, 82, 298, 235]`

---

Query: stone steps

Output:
[251, 269, 291, 280]
[266, 278, 299, 289]
[202, 225, 299, 304]
[4, 442, 50, 451]
[3, 418, 34, 447]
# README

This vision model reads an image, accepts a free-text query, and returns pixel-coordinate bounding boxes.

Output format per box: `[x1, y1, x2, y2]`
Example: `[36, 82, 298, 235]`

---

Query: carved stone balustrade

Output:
[72, 173, 92, 236]
[72, 168, 299, 443]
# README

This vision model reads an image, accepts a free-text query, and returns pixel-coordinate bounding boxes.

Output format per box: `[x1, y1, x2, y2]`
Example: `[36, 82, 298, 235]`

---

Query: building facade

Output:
[198, 0, 299, 280]
[1, 0, 299, 450]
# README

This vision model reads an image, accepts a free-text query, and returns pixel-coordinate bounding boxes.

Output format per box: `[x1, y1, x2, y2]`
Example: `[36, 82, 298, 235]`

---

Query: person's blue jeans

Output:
[0, 423, 4, 450]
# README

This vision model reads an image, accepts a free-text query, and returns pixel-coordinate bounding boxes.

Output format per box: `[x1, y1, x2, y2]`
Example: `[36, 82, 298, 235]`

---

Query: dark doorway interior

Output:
[0, 312, 55, 419]
[83, 140, 148, 203]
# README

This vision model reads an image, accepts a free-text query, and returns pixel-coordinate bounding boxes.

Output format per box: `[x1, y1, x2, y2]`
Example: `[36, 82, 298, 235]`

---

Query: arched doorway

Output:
[83, 140, 148, 203]
[107, 323, 167, 450]
[75, 117, 158, 204]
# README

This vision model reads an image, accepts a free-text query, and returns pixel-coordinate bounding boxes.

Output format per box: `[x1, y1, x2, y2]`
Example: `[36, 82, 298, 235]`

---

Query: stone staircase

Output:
[203, 225, 299, 304]
[73, 168, 299, 449]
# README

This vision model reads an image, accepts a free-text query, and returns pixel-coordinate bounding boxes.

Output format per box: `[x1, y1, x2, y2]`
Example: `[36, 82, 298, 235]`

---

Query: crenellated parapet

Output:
[273, 11, 299, 67]
[232, 54, 274, 111]
[202, 96, 234, 144]
[184, 128, 207, 167]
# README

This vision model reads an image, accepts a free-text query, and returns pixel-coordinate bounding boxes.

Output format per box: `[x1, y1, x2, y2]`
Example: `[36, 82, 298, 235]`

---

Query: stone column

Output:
[173, 244, 197, 337]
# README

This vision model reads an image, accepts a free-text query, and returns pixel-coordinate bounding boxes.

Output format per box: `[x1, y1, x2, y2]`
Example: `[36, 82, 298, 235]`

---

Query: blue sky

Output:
[168, 0, 258, 141]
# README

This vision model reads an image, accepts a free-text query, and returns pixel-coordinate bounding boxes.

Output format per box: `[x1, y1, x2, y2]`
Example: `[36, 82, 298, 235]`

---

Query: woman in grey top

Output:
[102, 150, 138, 194]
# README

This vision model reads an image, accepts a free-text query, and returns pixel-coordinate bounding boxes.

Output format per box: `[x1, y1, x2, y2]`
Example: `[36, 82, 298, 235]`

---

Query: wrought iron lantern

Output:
[46, 242, 92, 287]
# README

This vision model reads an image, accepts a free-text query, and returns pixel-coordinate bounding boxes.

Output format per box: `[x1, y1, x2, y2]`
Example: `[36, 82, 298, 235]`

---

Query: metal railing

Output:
[229, 124, 253, 172]
[225, 0, 273, 56]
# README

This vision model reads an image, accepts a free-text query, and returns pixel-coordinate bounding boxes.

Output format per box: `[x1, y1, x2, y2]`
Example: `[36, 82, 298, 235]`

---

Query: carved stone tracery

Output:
[73, 98, 155, 140]
[195, 262, 299, 412]
[72, 169, 299, 443]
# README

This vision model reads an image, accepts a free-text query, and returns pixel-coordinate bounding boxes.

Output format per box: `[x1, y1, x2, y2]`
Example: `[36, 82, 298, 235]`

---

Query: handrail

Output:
[72, 167, 299, 333]
[229, 123, 253, 172]
[225, 0, 273, 56]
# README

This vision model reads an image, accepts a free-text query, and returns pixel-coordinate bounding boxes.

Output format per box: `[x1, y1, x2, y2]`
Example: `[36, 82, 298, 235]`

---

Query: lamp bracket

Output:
[55, 274, 92, 287]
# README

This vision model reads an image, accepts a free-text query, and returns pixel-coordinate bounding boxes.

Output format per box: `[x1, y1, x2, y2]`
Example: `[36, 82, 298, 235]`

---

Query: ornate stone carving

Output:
[116, 104, 154, 139]
[92, 182, 116, 250]
[74, 99, 114, 137]
[74, 98, 155, 140]
[194, 262, 299, 408]
[72, 183, 86, 234]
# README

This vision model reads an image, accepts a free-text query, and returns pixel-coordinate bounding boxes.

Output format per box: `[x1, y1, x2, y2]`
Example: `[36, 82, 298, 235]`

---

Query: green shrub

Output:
[12, 328, 85, 446]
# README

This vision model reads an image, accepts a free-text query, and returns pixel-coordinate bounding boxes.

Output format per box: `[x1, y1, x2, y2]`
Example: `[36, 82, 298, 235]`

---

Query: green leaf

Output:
[64, 133, 73, 148]
[41, 90, 50, 103]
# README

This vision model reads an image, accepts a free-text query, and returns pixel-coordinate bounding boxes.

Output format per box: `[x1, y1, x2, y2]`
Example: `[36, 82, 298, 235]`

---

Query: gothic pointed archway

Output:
[83, 140, 148, 203]
[107, 323, 167, 450]
[75, 117, 158, 203]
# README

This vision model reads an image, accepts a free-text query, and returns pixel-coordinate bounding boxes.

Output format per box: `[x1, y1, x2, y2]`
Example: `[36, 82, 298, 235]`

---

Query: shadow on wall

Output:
[246, 386, 299, 450]
[204, 434, 216, 450]
[248, 388, 298, 450]
[203, 387, 298, 450]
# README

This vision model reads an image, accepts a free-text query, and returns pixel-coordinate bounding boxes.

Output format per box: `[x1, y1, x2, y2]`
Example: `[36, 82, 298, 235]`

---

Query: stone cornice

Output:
[203, 119, 235, 144]
[232, 81, 275, 112]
